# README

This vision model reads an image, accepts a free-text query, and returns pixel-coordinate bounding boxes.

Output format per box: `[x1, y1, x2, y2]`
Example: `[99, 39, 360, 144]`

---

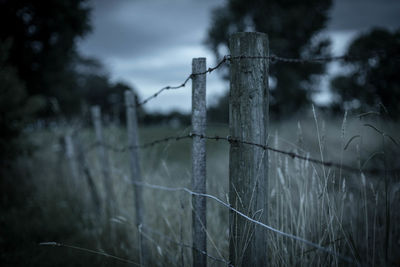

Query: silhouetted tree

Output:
[207, 0, 332, 119]
[330, 28, 400, 118]
[0, 0, 91, 116]
[0, 40, 44, 162]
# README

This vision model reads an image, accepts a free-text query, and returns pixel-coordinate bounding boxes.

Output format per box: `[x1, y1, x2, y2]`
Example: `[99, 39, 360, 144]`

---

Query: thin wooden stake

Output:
[91, 106, 115, 218]
[65, 134, 79, 187]
[75, 134, 102, 217]
[191, 57, 207, 267]
[229, 32, 269, 266]
[124, 91, 147, 265]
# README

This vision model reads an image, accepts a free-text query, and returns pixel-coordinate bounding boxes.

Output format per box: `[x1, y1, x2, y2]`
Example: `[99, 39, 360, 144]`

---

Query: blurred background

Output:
[1, 0, 399, 266]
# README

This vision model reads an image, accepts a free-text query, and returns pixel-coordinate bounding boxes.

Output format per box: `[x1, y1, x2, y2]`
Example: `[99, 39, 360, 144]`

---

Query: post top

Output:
[229, 32, 269, 57]
[91, 105, 100, 113]
[124, 90, 133, 97]
[192, 57, 206, 62]
[124, 90, 135, 105]
[230, 32, 268, 39]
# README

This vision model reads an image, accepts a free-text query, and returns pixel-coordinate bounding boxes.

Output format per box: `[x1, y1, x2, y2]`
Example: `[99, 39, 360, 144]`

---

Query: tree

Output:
[330, 28, 400, 118]
[207, 0, 332, 119]
[0, 0, 91, 116]
[0, 40, 44, 163]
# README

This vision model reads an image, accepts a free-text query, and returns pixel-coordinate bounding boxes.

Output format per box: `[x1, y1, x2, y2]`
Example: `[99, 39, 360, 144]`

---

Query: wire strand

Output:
[128, 181, 355, 264]
[92, 133, 399, 175]
[137, 56, 229, 107]
[132, 51, 399, 107]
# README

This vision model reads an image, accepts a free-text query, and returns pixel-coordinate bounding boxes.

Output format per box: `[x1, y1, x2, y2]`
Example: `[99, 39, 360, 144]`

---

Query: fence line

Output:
[84, 133, 399, 175]
[136, 50, 398, 108]
[41, 32, 400, 266]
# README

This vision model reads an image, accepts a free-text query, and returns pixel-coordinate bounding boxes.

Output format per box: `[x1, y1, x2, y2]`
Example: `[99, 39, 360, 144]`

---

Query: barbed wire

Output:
[228, 50, 400, 64]
[89, 132, 399, 175]
[135, 50, 399, 107]
[140, 225, 232, 266]
[127, 180, 355, 264]
[136, 56, 229, 107]
[39, 242, 140, 265]
[228, 54, 348, 63]
[84, 134, 192, 154]
[195, 133, 400, 174]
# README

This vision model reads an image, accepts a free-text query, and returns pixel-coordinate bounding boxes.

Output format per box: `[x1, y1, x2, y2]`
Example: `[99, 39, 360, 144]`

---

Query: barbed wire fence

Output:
[41, 32, 400, 266]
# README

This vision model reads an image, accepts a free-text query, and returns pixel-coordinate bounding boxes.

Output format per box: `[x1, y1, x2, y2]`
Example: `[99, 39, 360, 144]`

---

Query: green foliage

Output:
[330, 28, 400, 118]
[207, 0, 332, 118]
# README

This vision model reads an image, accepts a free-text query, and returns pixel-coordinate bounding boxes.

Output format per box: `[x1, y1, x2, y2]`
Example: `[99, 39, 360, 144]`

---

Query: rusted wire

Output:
[135, 51, 399, 107]
[137, 56, 229, 107]
[89, 133, 399, 175]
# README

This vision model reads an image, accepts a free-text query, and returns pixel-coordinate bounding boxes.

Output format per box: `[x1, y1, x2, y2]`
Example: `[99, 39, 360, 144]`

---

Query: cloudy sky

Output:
[78, 0, 400, 113]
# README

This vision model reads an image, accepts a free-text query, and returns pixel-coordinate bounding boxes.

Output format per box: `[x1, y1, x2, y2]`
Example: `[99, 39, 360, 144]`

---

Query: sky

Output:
[78, 0, 400, 113]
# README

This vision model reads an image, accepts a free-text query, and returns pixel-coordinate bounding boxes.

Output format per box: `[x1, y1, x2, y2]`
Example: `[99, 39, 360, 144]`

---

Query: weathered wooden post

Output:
[74, 134, 102, 217]
[65, 133, 79, 185]
[191, 57, 207, 267]
[124, 91, 147, 265]
[91, 106, 115, 218]
[229, 32, 269, 266]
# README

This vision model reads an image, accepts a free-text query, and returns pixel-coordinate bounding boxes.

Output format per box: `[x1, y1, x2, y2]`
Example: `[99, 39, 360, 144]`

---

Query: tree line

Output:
[206, 0, 400, 122]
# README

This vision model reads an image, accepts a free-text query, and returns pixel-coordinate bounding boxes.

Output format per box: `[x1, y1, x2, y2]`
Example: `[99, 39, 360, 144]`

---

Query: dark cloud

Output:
[79, 0, 224, 59]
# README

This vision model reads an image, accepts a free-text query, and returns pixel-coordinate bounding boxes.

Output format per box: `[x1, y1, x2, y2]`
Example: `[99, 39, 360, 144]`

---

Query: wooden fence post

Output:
[65, 133, 79, 186]
[229, 32, 269, 266]
[74, 134, 102, 217]
[191, 58, 207, 267]
[124, 91, 147, 265]
[91, 106, 115, 218]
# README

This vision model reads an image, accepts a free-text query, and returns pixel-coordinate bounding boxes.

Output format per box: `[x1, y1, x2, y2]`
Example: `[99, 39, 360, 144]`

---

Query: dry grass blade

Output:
[357, 111, 380, 119]
[39, 242, 140, 265]
[364, 124, 384, 135]
[383, 133, 399, 146]
[344, 135, 361, 150]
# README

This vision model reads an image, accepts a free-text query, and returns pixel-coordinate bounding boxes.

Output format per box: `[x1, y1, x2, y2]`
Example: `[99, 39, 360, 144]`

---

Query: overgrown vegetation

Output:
[2, 110, 399, 266]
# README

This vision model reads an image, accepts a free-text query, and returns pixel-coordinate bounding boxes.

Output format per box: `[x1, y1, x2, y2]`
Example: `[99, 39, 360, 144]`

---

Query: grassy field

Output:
[1, 110, 400, 266]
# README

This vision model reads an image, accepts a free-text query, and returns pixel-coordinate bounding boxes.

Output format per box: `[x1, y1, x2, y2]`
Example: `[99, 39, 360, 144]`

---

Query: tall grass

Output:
[2, 110, 399, 266]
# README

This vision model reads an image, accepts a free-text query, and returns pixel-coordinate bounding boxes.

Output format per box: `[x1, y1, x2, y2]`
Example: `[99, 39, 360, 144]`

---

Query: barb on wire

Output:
[128, 181, 355, 264]
[39, 242, 140, 265]
[91, 132, 399, 175]
[95, 135, 193, 153]
[228, 51, 400, 64]
[137, 56, 229, 107]
[140, 225, 232, 266]
[229, 54, 349, 63]
[130, 50, 399, 107]
[189, 133, 400, 175]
